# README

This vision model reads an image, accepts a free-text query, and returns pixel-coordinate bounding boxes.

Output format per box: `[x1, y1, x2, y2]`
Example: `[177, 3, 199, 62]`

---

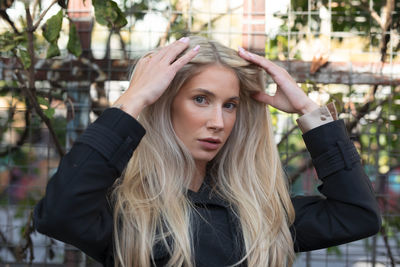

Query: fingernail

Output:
[238, 46, 245, 53]
[247, 51, 254, 58]
[179, 37, 189, 43]
[193, 45, 200, 52]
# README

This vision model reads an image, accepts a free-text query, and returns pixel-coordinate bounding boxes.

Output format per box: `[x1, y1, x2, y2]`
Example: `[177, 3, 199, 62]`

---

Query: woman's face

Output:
[171, 64, 240, 168]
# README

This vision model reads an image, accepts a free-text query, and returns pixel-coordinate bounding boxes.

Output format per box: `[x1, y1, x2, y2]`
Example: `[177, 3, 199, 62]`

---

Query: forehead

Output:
[180, 64, 240, 96]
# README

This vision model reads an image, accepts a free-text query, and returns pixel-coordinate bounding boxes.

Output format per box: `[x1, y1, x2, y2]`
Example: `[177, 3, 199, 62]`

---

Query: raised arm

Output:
[34, 108, 146, 262]
[238, 47, 381, 252]
[291, 114, 381, 252]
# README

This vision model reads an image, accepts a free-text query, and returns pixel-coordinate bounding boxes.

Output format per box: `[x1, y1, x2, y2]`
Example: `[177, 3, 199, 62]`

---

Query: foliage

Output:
[93, 0, 127, 29]
[0, 0, 398, 265]
[0, 32, 27, 52]
[0, 0, 149, 263]
[290, 0, 400, 34]
[272, 1, 400, 264]
[67, 22, 81, 57]
[43, 9, 63, 58]
[42, 10, 63, 43]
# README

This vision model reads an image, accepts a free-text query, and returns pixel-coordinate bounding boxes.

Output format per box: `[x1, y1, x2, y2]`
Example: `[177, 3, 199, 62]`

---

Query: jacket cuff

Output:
[302, 119, 361, 180]
[75, 108, 146, 174]
[297, 102, 337, 133]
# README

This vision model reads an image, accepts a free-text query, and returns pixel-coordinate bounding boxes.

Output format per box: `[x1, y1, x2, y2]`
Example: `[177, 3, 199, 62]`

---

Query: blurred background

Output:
[0, 0, 398, 266]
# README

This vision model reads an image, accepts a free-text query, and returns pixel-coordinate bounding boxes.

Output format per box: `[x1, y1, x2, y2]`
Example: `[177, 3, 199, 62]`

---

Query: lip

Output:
[198, 138, 222, 150]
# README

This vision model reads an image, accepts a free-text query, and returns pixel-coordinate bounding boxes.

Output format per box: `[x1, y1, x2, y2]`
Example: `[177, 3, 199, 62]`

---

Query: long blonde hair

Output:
[112, 36, 295, 267]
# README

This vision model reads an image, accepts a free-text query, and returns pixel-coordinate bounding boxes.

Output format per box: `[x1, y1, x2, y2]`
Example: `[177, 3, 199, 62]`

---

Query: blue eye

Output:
[224, 102, 237, 110]
[194, 96, 207, 104]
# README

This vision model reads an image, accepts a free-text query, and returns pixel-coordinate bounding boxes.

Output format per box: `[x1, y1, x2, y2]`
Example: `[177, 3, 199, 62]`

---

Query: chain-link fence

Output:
[0, 0, 399, 266]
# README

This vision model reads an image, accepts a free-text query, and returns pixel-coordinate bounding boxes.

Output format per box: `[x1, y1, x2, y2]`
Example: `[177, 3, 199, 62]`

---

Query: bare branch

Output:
[291, 0, 396, 183]
[290, 97, 389, 184]
[0, 222, 18, 260]
[277, 125, 299, 147]
[0, 10, 20, 34]
[361, 0, 396, 61]
[370, 9, 384, 29]
[118, 31, 128, 59]
[25, 7, 36, 92]
[0, 210, 35, 262]
[32, 0, 59, 32]
[379, 0, 395, 62]
[158, 12, 179, 46]
[103, 28, 114, 60]
[0, 106, 31, 157]
[14, 66, 65, 157]
[32, 0, 40, 19]
[346, 90, 389, 132]
[14, 7, 64, 156]
[379, 219, 396, 267]
[360, 0, 383, 28]
[381, 0, 395, 30]
[157, 0, 186, 46]
[21, 211, 35, 263]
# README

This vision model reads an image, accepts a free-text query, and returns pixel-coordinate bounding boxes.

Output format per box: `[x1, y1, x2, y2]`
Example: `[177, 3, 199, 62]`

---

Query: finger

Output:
[159, 37, 191, 63]
[251, 92, 274, 105]
[170, 44, 200, 73]
[141, 37, 186, 63]
[136, 52, 150, 64]
[238, 47, 284, 78]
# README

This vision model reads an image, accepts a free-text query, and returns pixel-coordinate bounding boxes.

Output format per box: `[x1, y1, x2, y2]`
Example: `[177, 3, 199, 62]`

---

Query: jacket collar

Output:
[186, 175, 231, 208]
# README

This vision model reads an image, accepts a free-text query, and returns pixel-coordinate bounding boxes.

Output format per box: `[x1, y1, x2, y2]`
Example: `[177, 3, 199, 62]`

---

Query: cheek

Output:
[176, 107, 199, 127]
[225, 113, 237, 134]
[172, 103, 201, 137]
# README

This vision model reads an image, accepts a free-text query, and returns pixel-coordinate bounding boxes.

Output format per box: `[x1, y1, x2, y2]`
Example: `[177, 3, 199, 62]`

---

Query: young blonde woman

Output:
[34, 36, 381, 267]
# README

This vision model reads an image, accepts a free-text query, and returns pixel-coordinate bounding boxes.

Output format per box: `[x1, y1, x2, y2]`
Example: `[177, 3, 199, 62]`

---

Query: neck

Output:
[189, 161, 207, 192]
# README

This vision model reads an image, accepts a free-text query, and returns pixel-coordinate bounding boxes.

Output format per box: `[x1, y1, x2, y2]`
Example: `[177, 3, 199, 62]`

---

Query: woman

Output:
[34, 36, 381, 267]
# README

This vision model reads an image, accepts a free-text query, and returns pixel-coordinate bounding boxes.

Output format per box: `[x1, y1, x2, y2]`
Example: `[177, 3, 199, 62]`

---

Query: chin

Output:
[193, 151, 219, 164]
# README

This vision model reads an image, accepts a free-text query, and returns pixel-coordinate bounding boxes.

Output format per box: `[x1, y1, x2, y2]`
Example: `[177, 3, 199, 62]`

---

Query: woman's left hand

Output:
[238, 47, 319, 115]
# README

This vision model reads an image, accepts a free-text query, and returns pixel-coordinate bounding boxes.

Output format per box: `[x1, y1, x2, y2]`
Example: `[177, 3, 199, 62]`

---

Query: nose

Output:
[206, 107, 224, 131]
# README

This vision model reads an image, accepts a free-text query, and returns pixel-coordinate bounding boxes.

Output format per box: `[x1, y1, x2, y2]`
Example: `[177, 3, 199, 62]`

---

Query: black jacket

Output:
[33, 108, 381, 266]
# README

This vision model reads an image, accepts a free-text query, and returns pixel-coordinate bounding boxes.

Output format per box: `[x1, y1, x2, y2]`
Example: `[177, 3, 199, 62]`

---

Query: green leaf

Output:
[326, 246, 342, 257]
[14, 34, 28, 44]
[38, 96, 55, 118]
[17, 48, 31, 69]
[93, 0, 118, 27]
[0, 32, 17, 52]
[67, 23, 82, 57]
[131, 1, 148, 21]
[43, 10, 63, 43]
[0, 43, 16, 52]
[44, 107, 55, 118]
[46, 41, 60, 58]
[111, 1, 127, 29]
[93, 0, 127, 29]
[37, 96, 49, 107]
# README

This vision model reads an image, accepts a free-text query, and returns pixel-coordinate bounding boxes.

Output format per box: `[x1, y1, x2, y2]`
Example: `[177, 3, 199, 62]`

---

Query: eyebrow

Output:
[194, 88, 240, 101]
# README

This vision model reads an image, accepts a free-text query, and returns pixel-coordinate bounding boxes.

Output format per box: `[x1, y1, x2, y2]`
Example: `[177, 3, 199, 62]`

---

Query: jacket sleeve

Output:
[291, 119, 381, 252]
[33, 108, 146, 263]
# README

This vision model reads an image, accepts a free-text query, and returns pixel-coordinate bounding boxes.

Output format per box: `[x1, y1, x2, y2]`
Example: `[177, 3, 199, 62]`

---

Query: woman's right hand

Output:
[112, 37, 200, 118]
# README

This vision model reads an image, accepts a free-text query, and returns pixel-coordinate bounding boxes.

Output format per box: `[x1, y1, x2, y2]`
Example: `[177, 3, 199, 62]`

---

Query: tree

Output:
[0, 0, 136, 263]
[272, 1, 399, 265]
